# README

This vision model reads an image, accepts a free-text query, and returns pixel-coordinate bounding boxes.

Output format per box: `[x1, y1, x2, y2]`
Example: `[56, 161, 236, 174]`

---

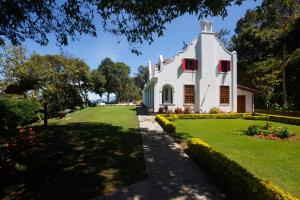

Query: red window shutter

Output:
[193, 60, 198, 70]
[182, 59, 186, 71]
[226, 61, 231, 71]
[218, 60, 222, 72]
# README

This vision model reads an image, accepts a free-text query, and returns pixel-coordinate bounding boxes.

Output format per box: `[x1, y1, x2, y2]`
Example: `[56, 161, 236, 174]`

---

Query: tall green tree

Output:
[232, 0, 300, 110]
[133, 65, 148, 95]
[90, 69, 106, 98]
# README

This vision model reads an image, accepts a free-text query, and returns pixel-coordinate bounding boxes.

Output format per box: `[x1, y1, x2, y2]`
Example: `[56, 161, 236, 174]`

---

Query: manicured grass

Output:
[175, 119, 300, 198]
[1, 106, 146, 199]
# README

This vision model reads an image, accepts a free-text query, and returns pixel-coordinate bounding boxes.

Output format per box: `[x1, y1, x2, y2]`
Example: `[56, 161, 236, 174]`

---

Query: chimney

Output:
[200, 20, 213, 32]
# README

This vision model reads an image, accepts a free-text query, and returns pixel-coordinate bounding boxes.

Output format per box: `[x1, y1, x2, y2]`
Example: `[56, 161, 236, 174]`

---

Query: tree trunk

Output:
[282, 44, 287, 107]
[107, 92, 110, 104]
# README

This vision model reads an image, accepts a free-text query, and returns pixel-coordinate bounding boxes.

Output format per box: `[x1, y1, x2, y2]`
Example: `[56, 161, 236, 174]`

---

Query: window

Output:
[218, 60, 230, 72]
[184, 85, 195, 104]
[162, 85, 173, 104]
[182, 59, 198, 71]
[220, 86, 230, 104]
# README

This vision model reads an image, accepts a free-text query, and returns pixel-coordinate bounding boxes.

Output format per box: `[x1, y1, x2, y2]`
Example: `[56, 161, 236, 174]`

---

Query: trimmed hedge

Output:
[186, 138, 298, 200]
[243, 115, 268, 121]
[176, 113, 245, 119]
[155, 114, 176, 133]
[0, 97, 41, 129]
[255, 113, 300, 126]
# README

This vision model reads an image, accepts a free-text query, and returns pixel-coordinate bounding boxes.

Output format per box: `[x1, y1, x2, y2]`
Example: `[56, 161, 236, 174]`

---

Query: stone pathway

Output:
[94, 109, 224, 200]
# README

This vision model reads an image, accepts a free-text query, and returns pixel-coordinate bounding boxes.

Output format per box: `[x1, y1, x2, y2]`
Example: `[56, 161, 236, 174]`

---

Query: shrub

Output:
[0, 97, 41, 129]
[256, 113, 300, 126]
[174, 107, 183, 114]
[183, 106, 192, 114]
[247, 125, 261, 136]
[209, 107, 223, 114]
[186, 138, 297, 200]
[261, 129, 270, 136]
[243, 115, 268, 121]
[155, 114, 176, 133]
[177, 113, 244, 119]
[274, 127, 291, 139]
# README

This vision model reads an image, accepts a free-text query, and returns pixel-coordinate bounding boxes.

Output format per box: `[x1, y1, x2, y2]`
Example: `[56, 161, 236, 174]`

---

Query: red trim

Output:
[218, 60, 222, 72]
[182, 59, 186, 71]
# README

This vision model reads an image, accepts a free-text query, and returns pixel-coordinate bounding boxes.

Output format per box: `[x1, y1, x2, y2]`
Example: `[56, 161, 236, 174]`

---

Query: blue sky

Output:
[23, 0, 261, 76]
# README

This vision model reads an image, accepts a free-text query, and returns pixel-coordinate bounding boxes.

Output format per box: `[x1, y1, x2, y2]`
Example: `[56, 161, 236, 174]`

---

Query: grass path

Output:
[1, 106, 146, 200]
[175, 119, 300, 197]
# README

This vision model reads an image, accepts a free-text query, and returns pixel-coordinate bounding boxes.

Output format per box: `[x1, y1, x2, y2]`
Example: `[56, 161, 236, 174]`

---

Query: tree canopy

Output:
[0, 0, 246, 54]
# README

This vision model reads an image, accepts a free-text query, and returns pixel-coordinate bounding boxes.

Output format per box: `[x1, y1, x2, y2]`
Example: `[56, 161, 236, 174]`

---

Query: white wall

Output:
[237, 88, 254, 112]
[143, 22, 238, 113]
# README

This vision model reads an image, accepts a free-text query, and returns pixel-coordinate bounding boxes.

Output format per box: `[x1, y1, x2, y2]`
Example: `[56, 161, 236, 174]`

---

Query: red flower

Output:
[19, 128, 26, 133]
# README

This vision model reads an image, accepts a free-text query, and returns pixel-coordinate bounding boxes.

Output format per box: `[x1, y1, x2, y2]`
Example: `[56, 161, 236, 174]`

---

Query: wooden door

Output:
[237, 95, 246, 113]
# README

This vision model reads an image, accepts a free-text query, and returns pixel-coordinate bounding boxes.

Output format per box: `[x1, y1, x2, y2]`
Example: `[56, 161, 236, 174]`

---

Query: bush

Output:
[176, 113, 244, 120]
[247, 125, 261, 136]
[174, 107, 183, 114]
[183, 106, 192, 114]
[274, 127, 291, 139]
[155, 114, 176, 133]
[186, 138, 297, 200]
[0, 97, 41, 129]
[256, 113, 300, 126]
[243, 115, 268, 121]
[209, 107, 223, 114]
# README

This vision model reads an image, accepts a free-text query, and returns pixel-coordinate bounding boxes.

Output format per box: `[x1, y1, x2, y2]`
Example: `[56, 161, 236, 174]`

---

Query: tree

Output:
[216, 28, 231, 49]
[111, 62, 131, 103]
[90, 69, 106, 98]
[253, 70, 280, 126]
[0, 0, 245, 54]
[232, 0, 300, 110]
[133, 65, 148, 95]
[98, 58, 115, 103]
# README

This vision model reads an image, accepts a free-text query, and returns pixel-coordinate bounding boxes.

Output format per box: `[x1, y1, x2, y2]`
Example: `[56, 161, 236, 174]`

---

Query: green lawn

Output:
[1, 106, 146, 199]
[175, 119, 300, 198]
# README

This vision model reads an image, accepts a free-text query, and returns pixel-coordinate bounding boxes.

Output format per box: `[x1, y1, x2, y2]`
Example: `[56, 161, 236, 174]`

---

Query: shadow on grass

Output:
[1, 122, 146, 200]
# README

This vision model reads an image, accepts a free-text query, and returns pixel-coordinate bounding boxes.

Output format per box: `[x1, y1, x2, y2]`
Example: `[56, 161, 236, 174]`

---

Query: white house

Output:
[142, 21, 257, 113]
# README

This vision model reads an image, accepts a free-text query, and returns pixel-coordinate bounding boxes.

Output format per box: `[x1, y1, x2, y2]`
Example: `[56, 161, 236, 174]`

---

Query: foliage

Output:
[256, 113, 300, 126]
[174, 113, 244, 119]
[247, 125, 262, 136]
[186, 138, 298, 200]
[216, 28, 232, 49]
[0, 0, 245, 54]
[0, 127, 39, 173]
[232, 0, 300, 109]
[89, 69, 106, 97]
[155, 114, 176, 133]
[243, 115, 268, 120]
[274, 127, 292, 139]
[0, 106, 146, 199]
[133, 66, 148, 95]
[209, 107, 223, 114]
[0, 97, 41, 129]
[175, 119, 300, 197]
[174, 107, 184, 114]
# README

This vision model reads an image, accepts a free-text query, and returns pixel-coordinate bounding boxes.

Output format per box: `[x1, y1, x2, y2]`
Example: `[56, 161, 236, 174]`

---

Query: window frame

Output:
[219, 85, 230, 105]
[182, 58, 198, 71]
[218, 60, 231, 73]
[184, 85, 195, 104]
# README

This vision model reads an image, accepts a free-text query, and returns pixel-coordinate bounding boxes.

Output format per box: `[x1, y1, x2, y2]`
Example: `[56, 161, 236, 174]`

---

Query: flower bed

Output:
[247, 124, 296, 140]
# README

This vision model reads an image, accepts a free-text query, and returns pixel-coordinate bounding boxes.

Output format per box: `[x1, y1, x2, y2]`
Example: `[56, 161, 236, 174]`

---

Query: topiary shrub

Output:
[0, 97, 41, 129]
[209, 107, 223, 114]
[155, 114, 176, 133]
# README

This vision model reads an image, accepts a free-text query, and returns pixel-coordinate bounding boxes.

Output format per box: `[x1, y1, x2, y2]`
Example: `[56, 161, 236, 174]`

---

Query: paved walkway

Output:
[95, 109, 224, 200]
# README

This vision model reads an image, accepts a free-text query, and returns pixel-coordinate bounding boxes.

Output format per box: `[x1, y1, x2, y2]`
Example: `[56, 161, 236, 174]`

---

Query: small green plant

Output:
[209, 107, 223, 114]
[247, 125, 261, 136]
[274, 127, 291, 139]
[261, 129, 270, 136]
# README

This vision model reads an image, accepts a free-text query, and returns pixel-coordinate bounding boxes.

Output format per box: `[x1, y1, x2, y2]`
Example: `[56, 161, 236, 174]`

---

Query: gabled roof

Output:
[237, 85, 261, 95]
